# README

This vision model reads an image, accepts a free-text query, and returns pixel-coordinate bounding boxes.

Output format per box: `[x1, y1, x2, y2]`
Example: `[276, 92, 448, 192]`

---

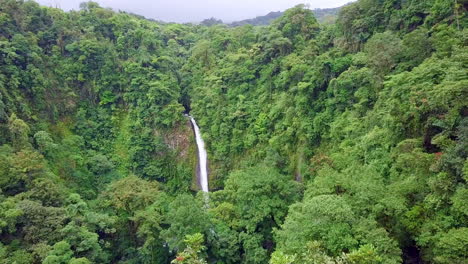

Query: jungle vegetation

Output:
[0, 0, 467, 263]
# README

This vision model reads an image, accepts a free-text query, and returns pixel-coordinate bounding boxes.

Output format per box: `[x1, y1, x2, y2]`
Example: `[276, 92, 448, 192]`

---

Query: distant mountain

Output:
[229, 11, 283, 27]
[229, 6, 343, 27]
[200, 17, 224, 26]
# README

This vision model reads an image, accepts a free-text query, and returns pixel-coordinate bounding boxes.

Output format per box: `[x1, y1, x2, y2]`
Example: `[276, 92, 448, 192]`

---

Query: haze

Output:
[34, 0, 352, 23]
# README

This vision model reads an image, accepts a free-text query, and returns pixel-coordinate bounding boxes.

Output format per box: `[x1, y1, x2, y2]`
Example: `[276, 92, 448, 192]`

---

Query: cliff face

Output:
[158, 119, 200, 192]
[161, 120, 193, 160]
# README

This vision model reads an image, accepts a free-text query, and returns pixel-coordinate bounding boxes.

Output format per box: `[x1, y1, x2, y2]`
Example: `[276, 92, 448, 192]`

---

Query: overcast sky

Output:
[33, 0, 353, 23]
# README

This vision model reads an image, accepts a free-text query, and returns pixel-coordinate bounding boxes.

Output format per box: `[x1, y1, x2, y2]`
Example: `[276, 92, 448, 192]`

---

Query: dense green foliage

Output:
[0, 0, 467, 263]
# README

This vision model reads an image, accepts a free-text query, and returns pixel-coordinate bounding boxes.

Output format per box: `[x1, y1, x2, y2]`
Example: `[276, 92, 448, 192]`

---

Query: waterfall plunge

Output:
[189, 116, 209, 192]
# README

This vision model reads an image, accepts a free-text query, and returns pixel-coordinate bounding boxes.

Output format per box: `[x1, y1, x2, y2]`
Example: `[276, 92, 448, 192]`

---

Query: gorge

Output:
[0, 1, 466, 263]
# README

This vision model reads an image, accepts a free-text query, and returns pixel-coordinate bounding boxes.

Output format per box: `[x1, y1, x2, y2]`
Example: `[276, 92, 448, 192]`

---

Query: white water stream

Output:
[189, 116, 209, 192]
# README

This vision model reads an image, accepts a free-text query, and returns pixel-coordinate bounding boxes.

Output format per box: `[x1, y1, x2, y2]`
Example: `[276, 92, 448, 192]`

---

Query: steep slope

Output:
[0, 0, 466, 263]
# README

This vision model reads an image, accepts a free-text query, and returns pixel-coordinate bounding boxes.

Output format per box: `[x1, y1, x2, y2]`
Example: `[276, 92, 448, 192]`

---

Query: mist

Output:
[34, 0, 352, 23]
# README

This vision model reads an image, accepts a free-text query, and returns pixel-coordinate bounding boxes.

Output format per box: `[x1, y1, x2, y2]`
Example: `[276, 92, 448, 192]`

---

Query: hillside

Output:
[0, 0, 467, 263]
[230, 6, 343, 26]
[229, 11, 283, 26]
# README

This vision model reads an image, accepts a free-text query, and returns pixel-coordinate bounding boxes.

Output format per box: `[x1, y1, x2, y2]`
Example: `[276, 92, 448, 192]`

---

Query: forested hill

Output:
[229, 11, 284, 26]
[229, 6, 342, 27]
[0, 0, 467, 264]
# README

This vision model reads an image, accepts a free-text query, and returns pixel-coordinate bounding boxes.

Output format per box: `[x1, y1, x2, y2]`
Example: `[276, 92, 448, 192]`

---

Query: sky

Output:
[33, 0, 353, 23]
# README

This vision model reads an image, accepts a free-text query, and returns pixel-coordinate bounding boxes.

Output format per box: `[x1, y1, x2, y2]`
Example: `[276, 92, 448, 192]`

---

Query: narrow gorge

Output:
[0, 1, 466, 263]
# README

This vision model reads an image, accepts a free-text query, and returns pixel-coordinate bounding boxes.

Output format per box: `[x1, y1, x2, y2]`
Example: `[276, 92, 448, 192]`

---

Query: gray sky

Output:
[33, 0, 353, 23]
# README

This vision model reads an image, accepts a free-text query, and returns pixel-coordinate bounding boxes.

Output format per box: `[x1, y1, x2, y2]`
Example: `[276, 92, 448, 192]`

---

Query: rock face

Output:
[159, 119, 207, 191]
[162, 120, 193, 160]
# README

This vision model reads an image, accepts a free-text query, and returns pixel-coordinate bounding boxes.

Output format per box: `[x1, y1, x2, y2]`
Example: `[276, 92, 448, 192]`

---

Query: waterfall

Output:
[189, 116, 209, 192]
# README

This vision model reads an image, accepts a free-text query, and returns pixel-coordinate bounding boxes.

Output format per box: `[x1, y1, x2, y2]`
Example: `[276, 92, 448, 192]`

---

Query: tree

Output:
[273, 5, 320, 42]
[200, 18, 223, 27]
[0, 197, 23, 234]
[8, 114, 31, 150]
[60, 222, 106, 262]
[364, 31, 402, 75]
[221, 165, 300, 233]
[161, 194, 209, 251]
[433, 228, 468, 264]
[0, 92, 6, 121]
[275, 195, 358, 256]
[99, 176, 162, 261]
[17, 199, 66, 245]
[100, 175, 159, 214]
[269, 251, 295, 264]
[34, 131, 57, 157]
[8, 150, 45, 193]
[172, 233, 207, 264]
[43, 241, 74, 264]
